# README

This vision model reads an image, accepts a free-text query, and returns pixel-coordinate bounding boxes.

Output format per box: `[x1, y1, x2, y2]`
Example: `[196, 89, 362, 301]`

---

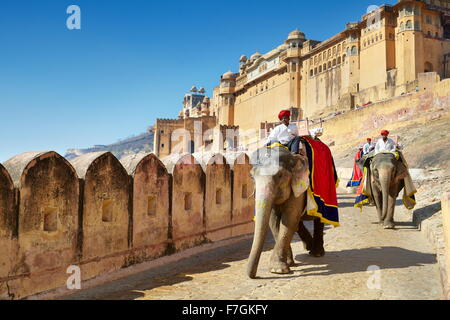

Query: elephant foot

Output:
[309, 246, 325, 257]
[287, 258, 297, 267]
[270, 266, 291, 275]
[270, 262, 291, 275]
[383, 222, 395, 230]
[301, 240, 313, 252]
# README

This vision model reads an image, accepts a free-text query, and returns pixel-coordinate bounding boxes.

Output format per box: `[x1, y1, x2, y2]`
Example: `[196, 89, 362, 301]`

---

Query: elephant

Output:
[359, 152, 408, 229]
[247, 145, 325, 279]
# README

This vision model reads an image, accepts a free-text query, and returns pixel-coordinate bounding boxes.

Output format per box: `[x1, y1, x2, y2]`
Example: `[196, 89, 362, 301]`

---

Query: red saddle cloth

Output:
[347, 150, 363, 188]
[303, 137, 339, 227]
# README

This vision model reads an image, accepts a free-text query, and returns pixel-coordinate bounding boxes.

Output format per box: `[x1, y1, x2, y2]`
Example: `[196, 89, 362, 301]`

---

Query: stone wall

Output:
[0, 151, 255, 299]
[311, 77, 450, 150]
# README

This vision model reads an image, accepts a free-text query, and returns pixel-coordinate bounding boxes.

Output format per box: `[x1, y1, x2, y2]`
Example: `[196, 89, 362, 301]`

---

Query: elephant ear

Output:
[291, 154, 310, 198]
[395, 162, 408, 182]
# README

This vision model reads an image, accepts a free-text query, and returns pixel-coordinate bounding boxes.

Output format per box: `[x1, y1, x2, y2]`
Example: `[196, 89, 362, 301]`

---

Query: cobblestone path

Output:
[65, 190, 443, 300]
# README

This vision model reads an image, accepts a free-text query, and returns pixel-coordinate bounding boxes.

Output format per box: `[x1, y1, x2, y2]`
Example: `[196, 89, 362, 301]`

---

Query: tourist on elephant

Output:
[267, 110, 303, 154]
[375, 130, 397, 154]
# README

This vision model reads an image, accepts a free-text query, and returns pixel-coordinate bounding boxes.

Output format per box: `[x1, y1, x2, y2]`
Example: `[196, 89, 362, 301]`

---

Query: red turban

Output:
[381, 130, 390, 136]
[367, 138, 372, 141]
[278, 110, 291, 121]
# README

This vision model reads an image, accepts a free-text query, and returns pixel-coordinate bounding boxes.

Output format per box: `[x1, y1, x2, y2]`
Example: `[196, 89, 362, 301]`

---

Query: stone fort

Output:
[1, 0, 450, 300]
[154, 0, 450, 157]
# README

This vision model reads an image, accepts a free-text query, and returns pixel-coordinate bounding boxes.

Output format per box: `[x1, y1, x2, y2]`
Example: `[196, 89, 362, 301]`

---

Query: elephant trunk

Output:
[379, 169, 392, 221]
[247, 183, 274, 279]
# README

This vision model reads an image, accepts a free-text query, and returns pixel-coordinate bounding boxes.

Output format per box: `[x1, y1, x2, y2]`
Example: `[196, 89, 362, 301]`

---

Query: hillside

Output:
[332, 112, 450, 175]
[65, 131, 154, 161]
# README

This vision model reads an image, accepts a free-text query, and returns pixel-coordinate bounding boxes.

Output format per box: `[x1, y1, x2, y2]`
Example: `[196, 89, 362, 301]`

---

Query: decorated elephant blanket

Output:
[347, 150, 364, 189]
[302, 137, 340, 227]
[354, 151, 417, 210]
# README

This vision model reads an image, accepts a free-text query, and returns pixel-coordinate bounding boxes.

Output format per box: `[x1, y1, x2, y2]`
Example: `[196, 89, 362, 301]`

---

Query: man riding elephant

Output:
[355, 130, 417, 229]
[247, 111, 339, 278]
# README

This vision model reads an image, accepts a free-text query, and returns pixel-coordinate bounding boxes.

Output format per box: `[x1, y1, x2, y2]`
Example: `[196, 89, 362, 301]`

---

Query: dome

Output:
[190, 86, 198, 93]
[198, 87, 206, 94]
[250, 52, 262, 61]
[240, 55, 248, 63]
[222, 71, 234, 80]
[288, 29, 306, 41]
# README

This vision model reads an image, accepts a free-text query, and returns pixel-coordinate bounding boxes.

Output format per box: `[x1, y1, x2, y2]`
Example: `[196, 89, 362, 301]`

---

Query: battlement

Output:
[0, 151, 255, 299]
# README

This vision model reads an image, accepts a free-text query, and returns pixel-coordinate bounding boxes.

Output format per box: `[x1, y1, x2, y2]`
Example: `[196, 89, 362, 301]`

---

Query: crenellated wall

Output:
[0, 151, 255, 299]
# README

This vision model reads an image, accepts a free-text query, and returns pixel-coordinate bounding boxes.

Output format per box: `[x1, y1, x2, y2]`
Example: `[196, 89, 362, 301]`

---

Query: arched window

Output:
[405, 5, 413, 16]
[332, 59, 336, 67]
[314, 68, 318, 75]
[328, 62, 331, 69]
[406, 20, 412, 30]
[342, 54, 346, 63]
[351, 46, 358, 55]
[337, 57, 341, 64]
[400, 22, 405, 31]
[319, 65, 322, 73]
[310, 70, 313, 77]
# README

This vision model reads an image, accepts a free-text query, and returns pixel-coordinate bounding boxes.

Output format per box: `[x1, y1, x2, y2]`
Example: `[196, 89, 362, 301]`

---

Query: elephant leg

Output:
[286, 245, 296, 267]
[310, 218, 325, 257]
[372, 187, 383, 224]
[297, 221, 313, 252]
[269, 211, 280, 242]
[383, 195, 396, 229]
[270, 205, 301, 275]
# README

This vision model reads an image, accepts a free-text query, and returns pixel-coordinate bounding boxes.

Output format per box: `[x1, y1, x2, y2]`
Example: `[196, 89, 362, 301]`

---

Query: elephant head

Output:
[370, 153, 406, 228]
[247, 147, 309, 278]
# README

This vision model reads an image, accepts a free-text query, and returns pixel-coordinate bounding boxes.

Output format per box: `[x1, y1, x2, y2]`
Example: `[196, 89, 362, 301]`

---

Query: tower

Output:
[285, 29, 306, 119]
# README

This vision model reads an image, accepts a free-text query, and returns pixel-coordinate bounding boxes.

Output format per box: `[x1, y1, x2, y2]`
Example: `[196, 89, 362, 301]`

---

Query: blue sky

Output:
[0, 0, 396, 162]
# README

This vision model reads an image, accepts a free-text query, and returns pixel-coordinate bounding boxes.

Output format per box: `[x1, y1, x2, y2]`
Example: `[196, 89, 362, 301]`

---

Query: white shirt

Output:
[375, 138, 396, 153]
[363, 143, 372, 155]
[267, 123, 299, 145]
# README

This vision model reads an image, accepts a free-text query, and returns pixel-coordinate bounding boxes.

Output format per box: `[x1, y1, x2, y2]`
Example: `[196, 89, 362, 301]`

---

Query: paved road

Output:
[65, 190, 443, 300]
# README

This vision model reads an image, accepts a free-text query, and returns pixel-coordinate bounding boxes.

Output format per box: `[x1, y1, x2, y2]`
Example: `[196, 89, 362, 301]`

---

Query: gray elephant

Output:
[247, 146, 312, 279]
[359, 152, 409, 229]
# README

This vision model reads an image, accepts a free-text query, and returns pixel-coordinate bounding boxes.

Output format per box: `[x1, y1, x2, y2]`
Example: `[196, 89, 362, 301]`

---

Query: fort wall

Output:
[0, 151, 255, 299]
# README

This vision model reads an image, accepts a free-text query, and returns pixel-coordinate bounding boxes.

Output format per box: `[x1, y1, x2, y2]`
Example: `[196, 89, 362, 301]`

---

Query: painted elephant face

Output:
[251, 148, 309, 205]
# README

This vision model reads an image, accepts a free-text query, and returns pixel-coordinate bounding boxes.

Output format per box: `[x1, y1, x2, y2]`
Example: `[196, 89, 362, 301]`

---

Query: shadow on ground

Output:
[64, 237, 274, 300]
[295, 246, 436, 277]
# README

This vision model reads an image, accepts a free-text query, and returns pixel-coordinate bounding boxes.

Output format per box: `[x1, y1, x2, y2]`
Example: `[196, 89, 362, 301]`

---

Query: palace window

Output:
[406, 20, 413, 30]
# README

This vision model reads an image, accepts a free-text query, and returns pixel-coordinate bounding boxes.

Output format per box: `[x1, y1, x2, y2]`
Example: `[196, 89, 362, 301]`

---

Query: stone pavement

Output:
[64, 190, 443, 300]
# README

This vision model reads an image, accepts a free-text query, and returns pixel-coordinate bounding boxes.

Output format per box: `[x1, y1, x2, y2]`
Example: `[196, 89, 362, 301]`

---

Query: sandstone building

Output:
[154, 0, 450, 157]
